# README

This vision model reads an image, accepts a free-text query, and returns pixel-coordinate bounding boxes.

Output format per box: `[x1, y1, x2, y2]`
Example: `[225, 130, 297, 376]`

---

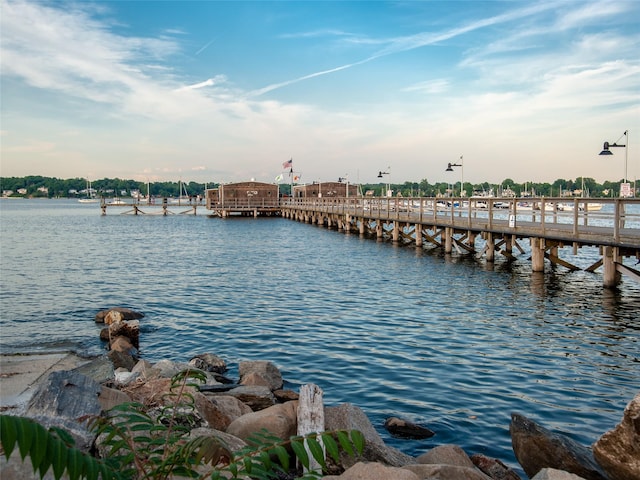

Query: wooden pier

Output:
[281, 196, 640, 288]
[100, 197, 202, 216]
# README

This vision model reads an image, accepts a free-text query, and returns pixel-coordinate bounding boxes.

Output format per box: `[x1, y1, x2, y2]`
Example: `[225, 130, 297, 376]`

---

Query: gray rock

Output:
[404, 463, 493, 480]
[131, 359, 161, 380]
[98, 386, 131, 411]
[189, 353, 227, 374]
[107, 349, 136, 371]
[510, 413, 607, 480]
[153, 359, 193, 378]
[225, 385, 277, 411]
[531, 468, 589, 480]
[73, 355, 115, 384]
[238, 360, 283, 391]
[416, 444, 476, 468]
[24, 370, 102, 451]
[323, 461, 421, 480]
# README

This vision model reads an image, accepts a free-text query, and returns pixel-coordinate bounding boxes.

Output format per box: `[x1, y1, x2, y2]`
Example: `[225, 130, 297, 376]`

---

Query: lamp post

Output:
[599, 130, 630, 197]
[339, 175, 349, 198]
[445, 155, 464, 197]
[377, 168, 390, 197]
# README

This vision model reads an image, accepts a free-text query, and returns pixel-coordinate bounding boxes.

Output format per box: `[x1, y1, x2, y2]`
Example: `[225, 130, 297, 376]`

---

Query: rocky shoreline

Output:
[1, 308, 638, 480]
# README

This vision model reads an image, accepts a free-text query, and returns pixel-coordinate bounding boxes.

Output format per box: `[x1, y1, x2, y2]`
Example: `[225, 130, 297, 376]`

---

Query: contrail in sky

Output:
[246, 1, 557, 98]
[195, 37, 217, 55]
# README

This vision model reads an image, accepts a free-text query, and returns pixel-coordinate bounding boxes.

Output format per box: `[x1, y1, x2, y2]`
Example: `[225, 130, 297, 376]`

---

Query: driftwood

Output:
[297, 383, 325, 472]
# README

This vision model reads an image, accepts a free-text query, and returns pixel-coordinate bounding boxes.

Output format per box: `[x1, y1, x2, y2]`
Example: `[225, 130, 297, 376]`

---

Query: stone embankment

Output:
[1, 308, 638, 480]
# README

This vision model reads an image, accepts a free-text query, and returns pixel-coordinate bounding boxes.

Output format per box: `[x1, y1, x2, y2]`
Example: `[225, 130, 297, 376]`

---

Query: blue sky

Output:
[1, 0, 638, 187]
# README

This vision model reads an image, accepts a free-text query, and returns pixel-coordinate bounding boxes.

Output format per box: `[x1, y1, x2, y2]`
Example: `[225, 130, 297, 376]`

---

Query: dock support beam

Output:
[531, 237, 544, 272]
[603, 246, 621, 289]
[415, 224, 423, 247]
[444, 228, 453, 254]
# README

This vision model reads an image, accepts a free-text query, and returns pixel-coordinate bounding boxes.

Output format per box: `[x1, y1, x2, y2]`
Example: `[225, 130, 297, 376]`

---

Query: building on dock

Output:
[293, 181, 360, 198]
[205, 181, 280, 217]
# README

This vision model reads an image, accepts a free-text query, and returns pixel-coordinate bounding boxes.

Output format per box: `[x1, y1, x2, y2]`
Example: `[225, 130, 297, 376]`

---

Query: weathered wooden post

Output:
[444, 227, 453, 254]
[531, 237, 545, 272]
[603, 246, 620, 288]
[415, 224, 423, 247]
[485, 232, 495, 262]
[297, 383, 325, 473]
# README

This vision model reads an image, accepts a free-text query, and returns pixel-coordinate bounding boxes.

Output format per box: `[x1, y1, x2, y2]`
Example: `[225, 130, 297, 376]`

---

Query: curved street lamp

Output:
[445, 155, 464, 197]
[599, 130, 630, 197]
[377, 169, 390, 197]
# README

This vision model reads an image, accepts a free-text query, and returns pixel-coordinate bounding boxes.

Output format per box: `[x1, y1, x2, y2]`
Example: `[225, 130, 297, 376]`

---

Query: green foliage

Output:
[0, 414, 123, 480]
[1, 369, 365, 480]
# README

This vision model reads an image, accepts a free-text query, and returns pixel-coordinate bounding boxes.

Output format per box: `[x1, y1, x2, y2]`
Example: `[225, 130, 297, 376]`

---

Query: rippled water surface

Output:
[1, 199, 639, 473]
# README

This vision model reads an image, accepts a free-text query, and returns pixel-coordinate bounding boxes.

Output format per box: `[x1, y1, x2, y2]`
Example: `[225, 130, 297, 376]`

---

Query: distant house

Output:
[2, 190, 14, 197]
[37, 186, 48, 193]
[17, 188, 27, 195]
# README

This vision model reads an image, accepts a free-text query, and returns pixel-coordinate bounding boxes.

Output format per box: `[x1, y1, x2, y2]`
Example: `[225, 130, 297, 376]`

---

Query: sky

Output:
[1, 0, 639, 187]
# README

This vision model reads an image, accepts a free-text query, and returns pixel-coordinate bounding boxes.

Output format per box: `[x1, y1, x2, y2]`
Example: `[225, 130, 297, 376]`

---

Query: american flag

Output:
[282, 158, 292, 169]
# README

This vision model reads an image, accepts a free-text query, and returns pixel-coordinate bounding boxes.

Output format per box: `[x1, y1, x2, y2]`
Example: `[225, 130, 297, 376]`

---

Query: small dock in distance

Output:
[100, 197, 202, 216]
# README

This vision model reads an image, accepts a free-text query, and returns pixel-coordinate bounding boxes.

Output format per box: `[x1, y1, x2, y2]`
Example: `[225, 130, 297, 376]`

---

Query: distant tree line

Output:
[0, 175, 635, 198]
[0, 176, 214, 199]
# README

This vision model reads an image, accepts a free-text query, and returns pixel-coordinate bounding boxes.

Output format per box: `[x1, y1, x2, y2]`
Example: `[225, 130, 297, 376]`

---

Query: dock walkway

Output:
[281, 197, 640, 288]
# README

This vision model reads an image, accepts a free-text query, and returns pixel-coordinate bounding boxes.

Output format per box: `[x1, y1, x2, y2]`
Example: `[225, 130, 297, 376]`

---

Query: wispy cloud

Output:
[248, 2, 560, 97]
[403, 80, 449, 95]
[177, 76, 226, 92]
[1, 0, 184, 116]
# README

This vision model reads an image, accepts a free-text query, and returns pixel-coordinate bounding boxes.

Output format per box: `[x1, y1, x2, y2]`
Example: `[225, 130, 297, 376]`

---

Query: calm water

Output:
[1, 199, 639, 473]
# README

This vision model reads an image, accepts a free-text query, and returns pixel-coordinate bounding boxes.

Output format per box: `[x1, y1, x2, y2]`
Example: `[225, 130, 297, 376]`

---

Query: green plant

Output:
[1, 369, 365, 480]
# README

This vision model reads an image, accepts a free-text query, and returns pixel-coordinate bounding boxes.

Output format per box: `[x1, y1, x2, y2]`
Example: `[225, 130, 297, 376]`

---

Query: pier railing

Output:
[284, 196, 640, 249]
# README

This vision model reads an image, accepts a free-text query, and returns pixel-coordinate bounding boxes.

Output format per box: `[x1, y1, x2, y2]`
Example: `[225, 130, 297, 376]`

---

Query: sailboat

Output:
[169, 179, 191, 204]
[78, 178, 99, 203]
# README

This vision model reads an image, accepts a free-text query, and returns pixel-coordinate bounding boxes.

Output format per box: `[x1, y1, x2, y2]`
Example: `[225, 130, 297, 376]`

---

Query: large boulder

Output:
[510, 413, 607, 480]
[238, 361, 283, 391]
[323, 461, 421, 480]
[24, 370, 102, 451]
[226, 401, 298, 442]
[592, 393, 640, 480]
[531, 468, 589, 479]
[198, 394, 253, 430]
[416, 444, 475, 468]
[325, 403, 414, 468]
[412, 445, 492, 479]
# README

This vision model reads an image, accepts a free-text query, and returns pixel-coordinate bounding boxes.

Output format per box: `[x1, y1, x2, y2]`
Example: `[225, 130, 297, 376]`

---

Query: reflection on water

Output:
[1, 199, 639, 474]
